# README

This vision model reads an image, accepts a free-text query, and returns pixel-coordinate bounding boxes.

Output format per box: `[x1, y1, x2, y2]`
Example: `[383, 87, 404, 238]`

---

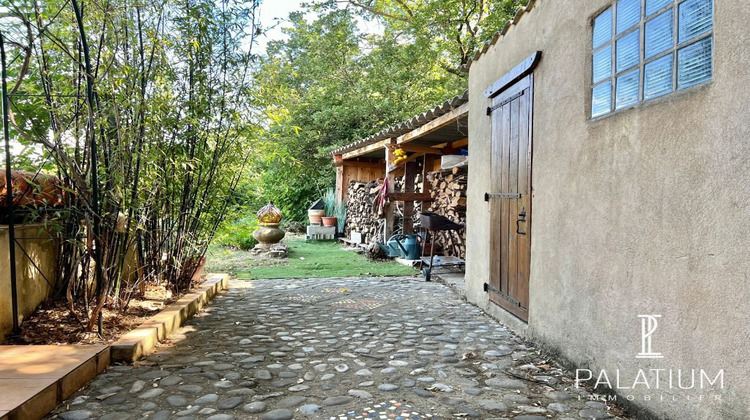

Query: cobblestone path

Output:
[48, 277, 630, 420]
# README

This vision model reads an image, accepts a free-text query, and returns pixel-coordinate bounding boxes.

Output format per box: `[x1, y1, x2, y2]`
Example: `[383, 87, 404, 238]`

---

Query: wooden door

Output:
[486, 74, 533, 321]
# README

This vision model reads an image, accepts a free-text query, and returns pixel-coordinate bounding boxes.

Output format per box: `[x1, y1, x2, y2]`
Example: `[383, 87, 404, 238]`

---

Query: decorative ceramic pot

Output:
[308, 209, 325, 225]
[257, 201, 283, 224]
[252, 222, 286, 249]
[321, 216, 337, 227]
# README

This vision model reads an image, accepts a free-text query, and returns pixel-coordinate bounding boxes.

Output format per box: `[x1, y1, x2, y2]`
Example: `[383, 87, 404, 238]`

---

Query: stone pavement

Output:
[47, 277, 630, 420]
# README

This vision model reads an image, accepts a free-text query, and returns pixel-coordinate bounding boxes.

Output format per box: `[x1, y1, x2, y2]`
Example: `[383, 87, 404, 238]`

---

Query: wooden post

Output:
[403, 161, 417, 234]
[383, 138, 397, 241]
[422, 154, 435, 195]
[334, 155, 345, 203]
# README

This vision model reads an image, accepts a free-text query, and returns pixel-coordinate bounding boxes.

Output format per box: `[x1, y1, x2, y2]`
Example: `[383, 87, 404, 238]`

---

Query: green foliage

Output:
[215, 214, 259, 250]
[333, 0, 528, 73]
[245, 4, 473, 217]
[1, 0, 260, 328]
[335, 199, 347, 232]
[323, 187, 336, 217]
[250, 153, 329, 222]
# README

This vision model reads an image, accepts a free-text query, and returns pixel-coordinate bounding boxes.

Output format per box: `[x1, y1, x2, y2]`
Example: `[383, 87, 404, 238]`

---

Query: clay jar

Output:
[308, 209, 325, 225]
[252, 222, 286, 248]
[321, 216, 337, 227]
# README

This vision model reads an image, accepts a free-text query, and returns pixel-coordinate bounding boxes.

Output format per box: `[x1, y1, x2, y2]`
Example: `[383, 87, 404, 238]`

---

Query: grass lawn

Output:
[205, 235, 417, 279]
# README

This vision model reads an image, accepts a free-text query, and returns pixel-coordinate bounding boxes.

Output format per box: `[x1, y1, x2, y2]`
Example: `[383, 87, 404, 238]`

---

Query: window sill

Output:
[588, 78, 713, 122]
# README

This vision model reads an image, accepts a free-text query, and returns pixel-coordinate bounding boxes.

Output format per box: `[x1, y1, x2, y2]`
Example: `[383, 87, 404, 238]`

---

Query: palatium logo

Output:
[574, 315, 724, 403]
[636, 314, 664, 359]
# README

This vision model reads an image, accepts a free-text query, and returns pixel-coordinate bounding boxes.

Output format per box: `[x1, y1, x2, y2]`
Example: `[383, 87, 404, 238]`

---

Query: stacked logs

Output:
[345, 175, 424, 244]
[345, 180, 382, 243]
[426, 165, 467, 258]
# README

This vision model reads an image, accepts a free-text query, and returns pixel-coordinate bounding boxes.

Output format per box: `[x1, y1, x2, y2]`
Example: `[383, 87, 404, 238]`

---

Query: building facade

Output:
[465, 1, 749, 418]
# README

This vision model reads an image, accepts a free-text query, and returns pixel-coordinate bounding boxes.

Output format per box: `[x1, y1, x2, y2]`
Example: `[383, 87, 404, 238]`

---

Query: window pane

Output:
[644, 54, 673, 99]
[679, 0, 713, 43]
[646, 0, 672, 16]
[592, 82, 613, 117]
[677, 37, 712, 89]
[593, 8, 613, 48]
[645, 10, 673, 58]
[616, 29, 640, 72]
[593, 46, 613, 83]
[617, 0, 641, 34]
[616, 69, 640, 109]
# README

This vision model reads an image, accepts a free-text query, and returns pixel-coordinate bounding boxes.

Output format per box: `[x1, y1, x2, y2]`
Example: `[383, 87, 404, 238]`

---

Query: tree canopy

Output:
[0, 0, 526, 333]
[244, 0, 526, 221]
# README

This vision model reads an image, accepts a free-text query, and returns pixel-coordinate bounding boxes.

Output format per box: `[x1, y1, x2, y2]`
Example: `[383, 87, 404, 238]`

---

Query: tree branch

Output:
[343, 0, 411, 23]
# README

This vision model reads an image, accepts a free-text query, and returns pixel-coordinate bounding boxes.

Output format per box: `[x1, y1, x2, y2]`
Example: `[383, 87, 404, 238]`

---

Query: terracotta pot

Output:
[179, 257, 206, 286]
[0, 171, 64, 208]
[308, 209, 325, 225]
[191, 258, 207, 282]
[321, 216, 337, 227]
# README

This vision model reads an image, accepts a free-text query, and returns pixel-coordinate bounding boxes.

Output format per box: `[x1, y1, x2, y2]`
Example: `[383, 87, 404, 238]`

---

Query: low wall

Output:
[0, 224, 60, 341]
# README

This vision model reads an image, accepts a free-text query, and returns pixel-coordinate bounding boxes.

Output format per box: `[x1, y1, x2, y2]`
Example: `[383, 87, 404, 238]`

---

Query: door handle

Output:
[516, 207, 527, 235]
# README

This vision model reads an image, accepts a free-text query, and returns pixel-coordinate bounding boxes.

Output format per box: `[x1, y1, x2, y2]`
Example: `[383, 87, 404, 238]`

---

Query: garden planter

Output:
[0, 171, 64, 208]
[252, 222, 286, 249]
[177, 256, 207, 287]
[191, 257, 207, 282]
[321, 216, 337, 227]
[308, 209, 325, 225]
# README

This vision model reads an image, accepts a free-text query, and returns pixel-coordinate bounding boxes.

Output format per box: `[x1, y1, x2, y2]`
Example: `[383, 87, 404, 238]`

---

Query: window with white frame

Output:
[591, 0, 714, 118]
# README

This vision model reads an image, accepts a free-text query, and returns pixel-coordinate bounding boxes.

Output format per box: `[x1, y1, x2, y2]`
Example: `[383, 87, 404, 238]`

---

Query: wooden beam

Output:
[397, 102, 469, 145]
[384, 138, 397, 240]
[390, 144, 444, 155]
[342, 139, 389, 160]
[390, 192, 433, 202]
[339, 160, 384, 168]
[336, 165, 345, 202]
[403, 162, 417, 234]
[401, 152, 424, 166]
[429, 136, 469, 150]
[449, 137, 469, 148]
[423, 154, 434, 195]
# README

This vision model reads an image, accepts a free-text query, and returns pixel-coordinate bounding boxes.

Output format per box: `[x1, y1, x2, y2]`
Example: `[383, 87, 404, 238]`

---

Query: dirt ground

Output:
[2, 297, 169, 345]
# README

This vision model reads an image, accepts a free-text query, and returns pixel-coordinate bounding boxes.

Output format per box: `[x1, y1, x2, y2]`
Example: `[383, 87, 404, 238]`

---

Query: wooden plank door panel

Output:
[488, 74, 533, 322]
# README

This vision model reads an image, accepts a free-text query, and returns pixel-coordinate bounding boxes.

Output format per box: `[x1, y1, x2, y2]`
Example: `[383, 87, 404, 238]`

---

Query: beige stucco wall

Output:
[466, 1, 750, 419]
[0, 224, 60, 341]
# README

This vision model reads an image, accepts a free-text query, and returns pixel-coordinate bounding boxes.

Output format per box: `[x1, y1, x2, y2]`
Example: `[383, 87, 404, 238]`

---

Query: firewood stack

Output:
[345, 180, 381, 243]
[426, 165, 467, 258]
[344, 174, 424, 244]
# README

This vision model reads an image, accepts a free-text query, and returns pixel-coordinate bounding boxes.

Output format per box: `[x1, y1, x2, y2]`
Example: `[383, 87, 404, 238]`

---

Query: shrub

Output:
[323, 187, 336, 217]
[215, 214, 259, 250]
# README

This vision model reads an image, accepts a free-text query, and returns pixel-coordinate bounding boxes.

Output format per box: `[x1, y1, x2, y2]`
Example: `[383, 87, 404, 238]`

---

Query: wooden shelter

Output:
[331, 92, 468, 244]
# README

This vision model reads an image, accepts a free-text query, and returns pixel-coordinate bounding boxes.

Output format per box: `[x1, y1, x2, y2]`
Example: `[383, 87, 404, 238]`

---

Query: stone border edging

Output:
[110, 274, 230, 363]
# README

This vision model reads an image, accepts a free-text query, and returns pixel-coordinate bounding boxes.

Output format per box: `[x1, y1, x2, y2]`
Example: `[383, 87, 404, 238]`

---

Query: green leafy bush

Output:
[214, 214, 260, 250]
[323, 187, 336, 217]
[335, 199, 347, 232]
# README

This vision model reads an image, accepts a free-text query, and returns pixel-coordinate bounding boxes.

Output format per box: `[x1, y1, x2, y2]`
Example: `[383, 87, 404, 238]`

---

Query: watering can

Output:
[377, 234, 421, 260]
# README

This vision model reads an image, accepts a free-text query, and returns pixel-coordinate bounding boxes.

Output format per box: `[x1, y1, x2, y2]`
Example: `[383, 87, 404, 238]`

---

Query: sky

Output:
[255, 0, 304, 53]
[254, 0, 383, 54]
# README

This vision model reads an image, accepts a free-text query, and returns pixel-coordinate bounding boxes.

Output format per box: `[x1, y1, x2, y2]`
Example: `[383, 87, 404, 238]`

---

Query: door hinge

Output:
[485, 192, 521, 201]
[484, 283, 521, 307]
